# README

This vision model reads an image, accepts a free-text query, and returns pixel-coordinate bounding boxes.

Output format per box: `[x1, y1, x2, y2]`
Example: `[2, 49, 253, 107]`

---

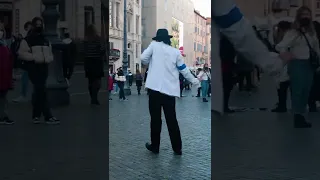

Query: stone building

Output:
[206, 17, 211, 67]
[193, 10, 207, 67]
[109, 0, 142, 74]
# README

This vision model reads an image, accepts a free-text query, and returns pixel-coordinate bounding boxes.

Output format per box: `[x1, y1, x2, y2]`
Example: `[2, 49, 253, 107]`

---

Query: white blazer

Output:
[141, 41, 198, 97]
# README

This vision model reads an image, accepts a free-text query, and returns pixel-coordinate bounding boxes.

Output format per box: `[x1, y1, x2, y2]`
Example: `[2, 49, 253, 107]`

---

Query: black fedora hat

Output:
[152, 29, 173, 41]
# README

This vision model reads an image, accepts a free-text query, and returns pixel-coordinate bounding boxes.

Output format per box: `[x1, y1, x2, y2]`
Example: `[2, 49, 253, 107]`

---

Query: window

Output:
[84, 6, 95, 33]
[109, 2, 113, 27]
[194, 26, 197, 32]
[136, 44, 139, 58]
[59, 0, 66, 21]
[194, 42, 196, 50]
[116, 2, 120, 28]
[128, 14, 132, 32]
[109, 42, 114, 49]
[136, 15, 140, 34]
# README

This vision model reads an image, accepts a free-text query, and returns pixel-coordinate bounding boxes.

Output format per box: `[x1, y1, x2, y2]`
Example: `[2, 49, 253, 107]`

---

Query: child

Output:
[108, 73, 114, 100]
[0, 27, 14, 125]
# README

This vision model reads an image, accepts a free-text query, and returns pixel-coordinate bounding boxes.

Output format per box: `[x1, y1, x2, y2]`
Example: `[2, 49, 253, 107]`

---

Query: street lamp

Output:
[42, 0, 70, 107]
[122, 0, 131, 95]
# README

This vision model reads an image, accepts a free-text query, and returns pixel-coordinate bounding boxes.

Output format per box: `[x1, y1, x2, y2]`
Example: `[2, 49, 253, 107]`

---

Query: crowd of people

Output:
[219, 6, 320, 127]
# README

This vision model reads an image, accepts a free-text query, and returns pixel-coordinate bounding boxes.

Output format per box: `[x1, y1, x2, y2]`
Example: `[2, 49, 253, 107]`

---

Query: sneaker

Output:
[0, 117, 14, 125]
[45, 117, 60, 125]
[33, 117, 41, 124]
[12, 96, 28, 103]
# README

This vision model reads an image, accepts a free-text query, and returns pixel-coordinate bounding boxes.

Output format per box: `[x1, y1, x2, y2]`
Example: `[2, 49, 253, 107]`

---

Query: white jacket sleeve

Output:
[275, 30, 296, 53]
[176, 54, 199, 84]
[140, 42, 154, 65]
[212, 0, 284, 77]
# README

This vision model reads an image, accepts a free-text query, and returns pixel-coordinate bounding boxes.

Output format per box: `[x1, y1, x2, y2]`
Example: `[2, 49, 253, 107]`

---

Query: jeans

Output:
[20, 70, 29, 97]
[201, 80, 209, 98]
[118, 82, 125, 100]
[288, 59, 314, 114]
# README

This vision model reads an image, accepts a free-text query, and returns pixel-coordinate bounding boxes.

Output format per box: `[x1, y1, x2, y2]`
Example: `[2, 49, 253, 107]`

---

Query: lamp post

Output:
[122, 0, 131, 95]
[42, 0, 70, 107]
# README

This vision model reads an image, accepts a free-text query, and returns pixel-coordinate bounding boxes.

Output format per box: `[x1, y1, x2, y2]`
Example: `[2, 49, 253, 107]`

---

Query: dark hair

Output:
[31, 17, 43, 26]
[156, 38, 171, 46]
[293, 6, 315, 35]
[24, 21, 32, 29]
[85, 24, 99, 40]
[277, 21, 292, 31]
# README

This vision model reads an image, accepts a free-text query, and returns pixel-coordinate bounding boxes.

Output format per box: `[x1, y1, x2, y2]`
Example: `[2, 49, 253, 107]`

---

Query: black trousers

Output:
[238, 71, 252, 90]
[223, 72, 234, 110]
[28, 63, 52, 119]
[118, 82, 125, 100]
[63, 61, 74, 80]
[137, 86, 142, 94]
[88, 77, 101, 102]
[277, 81, 290, 109]
[148, 90, 182, 152]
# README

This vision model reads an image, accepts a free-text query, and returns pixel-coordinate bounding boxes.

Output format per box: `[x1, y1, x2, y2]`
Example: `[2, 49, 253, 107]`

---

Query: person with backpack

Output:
[0, 25, 14, 125]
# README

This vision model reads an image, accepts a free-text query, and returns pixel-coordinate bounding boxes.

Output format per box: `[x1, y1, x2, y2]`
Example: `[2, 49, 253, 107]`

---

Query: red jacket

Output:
[0, 46, 13, 91]
[108, 75, 114, 91]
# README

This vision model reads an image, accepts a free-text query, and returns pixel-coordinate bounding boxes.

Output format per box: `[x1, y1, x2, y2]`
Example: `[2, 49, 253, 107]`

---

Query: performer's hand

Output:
[279, 52, 294, 64]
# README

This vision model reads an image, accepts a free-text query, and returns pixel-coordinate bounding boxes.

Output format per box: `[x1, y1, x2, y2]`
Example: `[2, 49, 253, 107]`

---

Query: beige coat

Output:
[18, 39, 54, 64]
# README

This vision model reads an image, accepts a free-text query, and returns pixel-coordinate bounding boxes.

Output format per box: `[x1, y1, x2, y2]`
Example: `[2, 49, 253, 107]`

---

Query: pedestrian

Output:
[135, 69, 143, 95]
[0, 26, 14, 125]
[17, 17, 59, 124]
[62, 30, 76, 82]
[195, 68, 202, 97]
[220, 34, 237, 113]
[128, 70, 133, 86]
[197, 63, 211, 102]
[236, 53, 254, 92]
[11, 34, 23, 79]
[108, 72, 113, 100]
[275, 6, 320, 128]
[179, 73, 185, 97]
[12, 21, 33, 103]
[272, 21, 292, 113]
[115, 69, 127, 101]
[207, 68, 211, 97]
[141, 28, 199, 155]
[113, 71, 119, 94]
[80, 24, 106, 105]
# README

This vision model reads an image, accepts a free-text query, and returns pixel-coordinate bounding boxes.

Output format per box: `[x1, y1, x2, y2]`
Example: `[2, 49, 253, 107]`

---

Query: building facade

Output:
[141, 0, 195, 67]
[109, 0, 142, 74]
[0, 0, 105, 39]
[193, 10, 207, 67]
[206, 17, 211, 67]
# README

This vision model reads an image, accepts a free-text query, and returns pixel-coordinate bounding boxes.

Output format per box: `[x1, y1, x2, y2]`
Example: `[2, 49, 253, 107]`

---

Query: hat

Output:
[152, 29, 173, 41]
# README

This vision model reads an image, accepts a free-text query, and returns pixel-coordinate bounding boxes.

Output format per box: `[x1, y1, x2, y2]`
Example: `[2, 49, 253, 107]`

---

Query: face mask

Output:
[0, 31, 4, 39]
[300, 18, 311, 27]
[34, 26, 43, 33]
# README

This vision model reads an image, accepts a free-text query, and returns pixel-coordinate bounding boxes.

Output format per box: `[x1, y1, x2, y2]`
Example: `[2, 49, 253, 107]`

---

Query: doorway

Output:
[0, 10, 12, 38]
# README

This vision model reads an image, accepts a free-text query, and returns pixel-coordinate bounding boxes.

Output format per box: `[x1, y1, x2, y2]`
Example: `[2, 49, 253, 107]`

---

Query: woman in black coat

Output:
[80, 25, 106, 105]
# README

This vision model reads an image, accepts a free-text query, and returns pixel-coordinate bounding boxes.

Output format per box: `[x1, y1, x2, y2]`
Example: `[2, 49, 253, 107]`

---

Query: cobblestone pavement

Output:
[213, 75, 320, 180]
[109, 87, 211, 179]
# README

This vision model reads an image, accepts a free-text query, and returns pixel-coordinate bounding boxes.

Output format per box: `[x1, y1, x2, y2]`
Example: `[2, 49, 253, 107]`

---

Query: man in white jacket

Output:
[141, 29, 199, 155]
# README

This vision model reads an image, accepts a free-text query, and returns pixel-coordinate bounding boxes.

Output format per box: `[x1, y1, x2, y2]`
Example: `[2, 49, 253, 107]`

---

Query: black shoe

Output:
[203, 98, 208, 102]
[294, 114, 312, 128]
[271, 107, 287, 113]
[33, 117, 41, 124]
[91, 100, 100, 105]
[109, 98, 112, 101]
[224, 108, 235, 113]
[45, 117, 60, 125]
[0, 117, 14, 125]
[145, 143, 159, 154]
[196, 95, 200, 97]
[173, 150, 182, 155]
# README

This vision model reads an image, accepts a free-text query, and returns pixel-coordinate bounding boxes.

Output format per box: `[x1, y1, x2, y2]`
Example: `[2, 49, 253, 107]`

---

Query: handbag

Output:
[301, 32, 320, 70]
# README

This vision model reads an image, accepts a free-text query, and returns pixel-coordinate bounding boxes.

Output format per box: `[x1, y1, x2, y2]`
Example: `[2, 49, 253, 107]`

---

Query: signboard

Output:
[211, 24, 224, 114]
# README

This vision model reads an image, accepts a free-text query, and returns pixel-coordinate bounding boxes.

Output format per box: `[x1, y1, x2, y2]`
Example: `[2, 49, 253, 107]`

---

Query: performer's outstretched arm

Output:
[212, 0, 287, 77]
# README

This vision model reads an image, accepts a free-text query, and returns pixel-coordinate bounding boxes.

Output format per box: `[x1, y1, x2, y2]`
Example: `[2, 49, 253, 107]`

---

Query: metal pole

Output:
[122, 0, 131, 95]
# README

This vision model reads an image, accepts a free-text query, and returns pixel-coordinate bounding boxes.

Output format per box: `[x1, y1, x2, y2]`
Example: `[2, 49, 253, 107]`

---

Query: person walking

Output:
[115, 69, 127, 101]
[135, 70, 143, 95]
[197, 63, 211, 102]
[195, 68, 202, 97]
[0, 26, 14, 125]
[141, 28, 199, 155]
[220, 34, 237, 113]
[128, 70, 133, 86]
[275, 6, 320, 128]
[12, 21, 33, 103]
[18, 17, 59, 124]
[80, 24, 106, 105]
[108, 72, 113, 100]
[62, 31, 76, 81]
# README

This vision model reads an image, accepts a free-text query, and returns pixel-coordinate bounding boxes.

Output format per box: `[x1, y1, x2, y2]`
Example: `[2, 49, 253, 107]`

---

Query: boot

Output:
[294, 114, 312, 128]
[203, 98, 208, 102]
